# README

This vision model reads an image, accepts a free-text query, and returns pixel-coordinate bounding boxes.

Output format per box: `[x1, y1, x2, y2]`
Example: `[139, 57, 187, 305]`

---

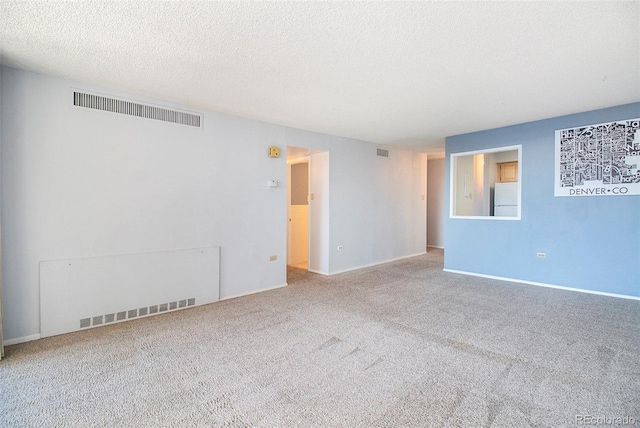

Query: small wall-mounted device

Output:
[267, 180, 278, 188]
[269, 146, 280, 158]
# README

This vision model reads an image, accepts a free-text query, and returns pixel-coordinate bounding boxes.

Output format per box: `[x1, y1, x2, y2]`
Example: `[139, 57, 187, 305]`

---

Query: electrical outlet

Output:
[536, 252, 546, 259]
[337, 246, 344, 251]
[269, 255, 277, 261]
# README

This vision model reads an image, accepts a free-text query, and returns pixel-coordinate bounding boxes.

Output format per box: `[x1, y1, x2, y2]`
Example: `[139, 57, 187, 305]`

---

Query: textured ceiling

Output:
[1, 1, 639, 153]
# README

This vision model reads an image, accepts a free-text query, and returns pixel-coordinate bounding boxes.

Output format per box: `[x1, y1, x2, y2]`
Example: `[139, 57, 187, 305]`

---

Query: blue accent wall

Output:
[445, 103, 640, 297]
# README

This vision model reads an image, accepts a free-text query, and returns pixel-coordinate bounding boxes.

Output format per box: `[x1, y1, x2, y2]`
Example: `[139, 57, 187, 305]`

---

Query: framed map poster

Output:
[555, 118, 640, 197]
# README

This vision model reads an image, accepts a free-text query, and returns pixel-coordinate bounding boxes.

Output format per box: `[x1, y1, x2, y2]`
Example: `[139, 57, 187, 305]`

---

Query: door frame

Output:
[287, 155, 310, 268]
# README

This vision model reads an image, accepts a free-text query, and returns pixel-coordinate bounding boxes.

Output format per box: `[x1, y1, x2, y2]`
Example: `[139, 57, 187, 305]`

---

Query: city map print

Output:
[555, 118, 640, 196]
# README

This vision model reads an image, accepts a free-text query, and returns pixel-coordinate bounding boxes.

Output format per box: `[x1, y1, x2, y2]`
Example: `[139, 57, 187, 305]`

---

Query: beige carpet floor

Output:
[1, 249, 639, 427]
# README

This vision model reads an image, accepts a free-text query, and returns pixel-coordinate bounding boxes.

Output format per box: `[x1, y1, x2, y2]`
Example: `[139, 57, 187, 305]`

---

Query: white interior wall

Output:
[308, 151, 330, 274]
[1, 68, 287, 341]
[427, 158, 445, 248]
[472, 154, 486, 216]
[1, 67, 427, 343]
[286, 129, 427, 274]
[0, 64, 3, 357]
[454, 155, 474, 216]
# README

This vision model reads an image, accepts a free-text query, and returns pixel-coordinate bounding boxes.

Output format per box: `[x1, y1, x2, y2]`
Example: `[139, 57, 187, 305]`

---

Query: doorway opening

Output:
[286, 146, 330, 283]
[288, 158, 309, 270]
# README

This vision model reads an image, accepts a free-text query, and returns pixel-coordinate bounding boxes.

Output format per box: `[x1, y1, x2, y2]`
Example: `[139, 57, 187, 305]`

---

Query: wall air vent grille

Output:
[73, 91, 201, 127]
[377, 148, 389, 157]
[79, 298, 196, 329]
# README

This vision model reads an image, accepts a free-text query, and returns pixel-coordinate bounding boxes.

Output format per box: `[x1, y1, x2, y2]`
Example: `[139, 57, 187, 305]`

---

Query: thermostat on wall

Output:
[269, 146, 280, 158]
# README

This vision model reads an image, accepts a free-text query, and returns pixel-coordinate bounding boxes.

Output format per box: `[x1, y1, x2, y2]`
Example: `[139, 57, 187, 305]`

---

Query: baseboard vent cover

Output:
[40, 246, 220, 338]
[73, 91, 201, 127]
[80, 298, 196, 329]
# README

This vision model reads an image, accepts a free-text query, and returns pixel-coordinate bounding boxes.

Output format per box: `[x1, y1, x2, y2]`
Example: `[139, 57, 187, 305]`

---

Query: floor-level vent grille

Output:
[73, 91, 201, 127]
[79, 298, 196, 329]
[377, 148, 389, 157]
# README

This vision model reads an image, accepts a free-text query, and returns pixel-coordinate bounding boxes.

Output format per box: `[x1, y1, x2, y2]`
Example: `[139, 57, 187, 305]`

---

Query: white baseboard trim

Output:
[220, 283, 288, 302]
[4, 334, 41, 346]
[427, 245, 444, 250]
[443, 269, 640, 301]
[330, 252, 427, 276]
[307, 269, 329, 276]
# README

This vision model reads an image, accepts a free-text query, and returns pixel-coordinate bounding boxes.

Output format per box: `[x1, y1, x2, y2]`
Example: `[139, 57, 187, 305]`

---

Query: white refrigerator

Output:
[494, 182, 518, 217]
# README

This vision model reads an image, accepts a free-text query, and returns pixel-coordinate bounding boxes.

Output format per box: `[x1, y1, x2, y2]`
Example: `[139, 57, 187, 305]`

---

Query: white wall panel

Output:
[40, 247, 219, 337]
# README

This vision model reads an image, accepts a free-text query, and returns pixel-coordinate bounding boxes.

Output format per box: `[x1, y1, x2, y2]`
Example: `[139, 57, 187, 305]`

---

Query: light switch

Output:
[267, 180, 278, 188]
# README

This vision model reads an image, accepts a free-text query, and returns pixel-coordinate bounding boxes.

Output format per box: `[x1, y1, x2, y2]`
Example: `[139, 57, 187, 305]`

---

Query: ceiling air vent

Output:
[377, 148, 389, 157]
[73, 91, 201, 127]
